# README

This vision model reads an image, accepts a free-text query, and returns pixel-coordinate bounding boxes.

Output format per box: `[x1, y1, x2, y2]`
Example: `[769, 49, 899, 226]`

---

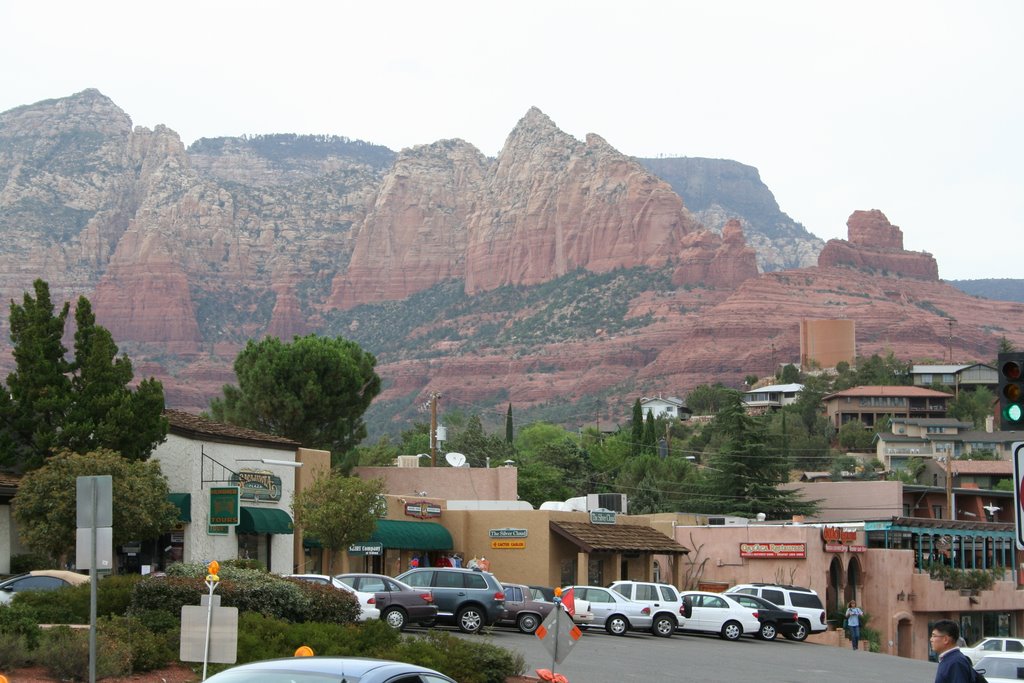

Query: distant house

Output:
[876, 416, 1023, 471]
[639, 396, 691, 420]
[822, 386, 953, 430]
[742, 383, 803, 413]
[910, 363, 997, 391]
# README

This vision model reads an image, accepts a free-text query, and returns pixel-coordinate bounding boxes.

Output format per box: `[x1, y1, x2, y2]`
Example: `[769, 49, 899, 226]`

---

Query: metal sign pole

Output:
[202, 561, 221, 681]
[89, 483, 97, 683]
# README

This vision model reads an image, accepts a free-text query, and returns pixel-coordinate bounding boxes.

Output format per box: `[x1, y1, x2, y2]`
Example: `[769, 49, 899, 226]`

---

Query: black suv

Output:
[396, 567, 506, 634]
[727, 583, 827, 641]
[728, 592, 801, 641]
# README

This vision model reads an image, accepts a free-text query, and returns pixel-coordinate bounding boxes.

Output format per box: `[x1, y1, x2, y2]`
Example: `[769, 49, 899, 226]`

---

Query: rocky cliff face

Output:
[817, 210, 939, 279]
[1, 90, 1021, 431]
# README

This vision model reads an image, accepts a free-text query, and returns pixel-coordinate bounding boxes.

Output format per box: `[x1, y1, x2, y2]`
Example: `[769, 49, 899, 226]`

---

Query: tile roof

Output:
[550, 521, 689, 554]
[164, 410, 300, 448]
[823, 386, 953, 399]
[951, 460, 1013, 475]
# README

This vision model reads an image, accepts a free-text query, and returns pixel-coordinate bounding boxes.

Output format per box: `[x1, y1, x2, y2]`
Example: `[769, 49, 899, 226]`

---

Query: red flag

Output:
[561, 587, 576, 616]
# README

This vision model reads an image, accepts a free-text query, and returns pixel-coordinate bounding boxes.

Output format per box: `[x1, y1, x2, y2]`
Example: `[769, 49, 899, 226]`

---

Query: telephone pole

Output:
[429, 392, 442, 466]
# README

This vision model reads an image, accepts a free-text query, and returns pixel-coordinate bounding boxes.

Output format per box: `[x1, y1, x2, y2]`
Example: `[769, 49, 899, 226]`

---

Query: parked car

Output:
[727, 592, 801, 640]
[564, 585, 652, 636]
[530, 585, 594, 626]
[0, 570, 89, 604]
[963, 638, 1024, 665]
[204, 656, 456, 683]
[726, 583, 827, 641]
[973, 653, 1024, 683]
[335, 573, 438, 630]
[396, 567, 505, 634]
[498, 583, 555, 634]
[608, 580, 687, 637]
[678, 591, 762, 641]
[285, 574, 380, 622]
[529, 585, 555, 602]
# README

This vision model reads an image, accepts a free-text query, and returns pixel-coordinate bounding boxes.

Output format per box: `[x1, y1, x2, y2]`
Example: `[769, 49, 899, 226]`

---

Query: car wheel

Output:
[784, 621, 809, 642]
[720, 620, 742, 641]
[605, 615, 629, 636]
[518, 613, 541, 634]
[758, 622, 778, 641]
[652, 616, 675, 638]
[457, 606, 485, 634]
[382, 607, 408, 631]
[417, 618, 436, 628]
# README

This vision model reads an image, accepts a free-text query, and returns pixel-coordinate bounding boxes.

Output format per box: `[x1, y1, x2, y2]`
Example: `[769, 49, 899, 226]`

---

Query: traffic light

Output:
[999, 352, 1024, 428]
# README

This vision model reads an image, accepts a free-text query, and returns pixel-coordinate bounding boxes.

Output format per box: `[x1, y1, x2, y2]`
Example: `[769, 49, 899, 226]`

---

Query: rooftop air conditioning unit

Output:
[587, 493, 628, 514]
[395, 455, 420, 468]
[708, 517, 726, 525]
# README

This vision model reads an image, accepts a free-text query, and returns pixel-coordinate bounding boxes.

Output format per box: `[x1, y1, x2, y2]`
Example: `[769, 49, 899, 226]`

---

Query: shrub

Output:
[0, 601, 43, 649]
[99, 614, 175, 672]
[130, 575, 207, 618]
[382, 630, 525, 683]
[37, 624, 133, 680]
[14, 584, 88, 623]
[0, 632, 33, 668]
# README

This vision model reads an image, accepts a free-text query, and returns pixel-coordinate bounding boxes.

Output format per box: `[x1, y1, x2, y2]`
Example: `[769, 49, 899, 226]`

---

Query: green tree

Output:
[642, 410, 657, 455]
[2, 280, 72, 471]
[701, 396, 817, 519]
[838, 420, 876, 451]
[778, 364, 801, 384]
[60, 297, 168, 461]
[505, 404, 514, 444]
[1, 281, 166, 472]
[685, 384, 741, 415]
[948, 387, 997, 429]
[615, 453, 696, 514]
[12, 449, 178, 567]
[291, 474, 385, 573]
[631, 399, 643, 456]
[210, 335, 381, 458]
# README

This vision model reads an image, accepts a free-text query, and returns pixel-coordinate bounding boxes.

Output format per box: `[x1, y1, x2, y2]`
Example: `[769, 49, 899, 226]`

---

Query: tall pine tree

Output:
[631, 399, 643, 456]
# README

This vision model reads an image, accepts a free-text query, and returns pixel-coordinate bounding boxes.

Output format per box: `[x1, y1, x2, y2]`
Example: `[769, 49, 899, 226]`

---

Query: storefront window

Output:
[237, 533, 268, 569]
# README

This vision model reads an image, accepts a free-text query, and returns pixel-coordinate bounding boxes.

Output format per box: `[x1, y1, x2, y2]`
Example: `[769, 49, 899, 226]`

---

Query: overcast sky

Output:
[2, 1, 1020, 280]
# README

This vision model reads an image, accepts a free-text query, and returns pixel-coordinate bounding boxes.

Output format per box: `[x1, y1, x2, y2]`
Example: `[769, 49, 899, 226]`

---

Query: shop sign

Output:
[825, 543, 869, 553]
[404, 500, 442, 519]
[590, 510, 617, 525]
[739, 542, 806, 558]
[207, 525, 229, 535]
[348, 542, 383, 556]
[821, 526, 858, 544]
[489, 528, 528, 538]
[491, 540, 526, 549]
[230, 469, 282, 502]
[209, 486, 240, 525]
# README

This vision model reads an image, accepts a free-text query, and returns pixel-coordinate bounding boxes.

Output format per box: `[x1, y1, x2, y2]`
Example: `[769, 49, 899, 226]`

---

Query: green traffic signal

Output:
[1009, 403, 1024, 422]
[998, 353, 1024, 427]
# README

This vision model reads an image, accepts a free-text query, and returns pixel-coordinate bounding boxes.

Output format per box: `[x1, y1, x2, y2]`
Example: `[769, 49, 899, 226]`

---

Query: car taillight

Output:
[494, 591, 505, 601]
[678, 606, 686, 616]
[791, 614, 799, 621]
[752, 611, 760, 619]
[819, 611, 826, 624]
[367, 597, 375, 605]
[420, 592, 433, 603]
[641, 607, 651, 615]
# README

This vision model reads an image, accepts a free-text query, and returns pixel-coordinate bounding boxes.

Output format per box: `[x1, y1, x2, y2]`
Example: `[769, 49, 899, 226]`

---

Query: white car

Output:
[973, 654, 1024, 683]
[286, 573, 380, 621]
[564, 585, 652, 636]
[963, 638, 1024, 665]
[678, 591, 762, 640]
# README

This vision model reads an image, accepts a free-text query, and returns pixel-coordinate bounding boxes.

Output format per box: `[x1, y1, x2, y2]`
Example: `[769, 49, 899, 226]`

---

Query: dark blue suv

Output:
[397, 567, 506, 634]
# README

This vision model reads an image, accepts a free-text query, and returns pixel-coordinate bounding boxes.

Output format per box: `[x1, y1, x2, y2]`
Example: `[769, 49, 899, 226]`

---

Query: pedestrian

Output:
[844, 600, 864, 651]
[931, 619, 973, 683]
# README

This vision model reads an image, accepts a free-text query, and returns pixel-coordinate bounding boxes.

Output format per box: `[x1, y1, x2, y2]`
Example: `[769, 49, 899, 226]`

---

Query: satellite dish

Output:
[445, 452, 467, 468]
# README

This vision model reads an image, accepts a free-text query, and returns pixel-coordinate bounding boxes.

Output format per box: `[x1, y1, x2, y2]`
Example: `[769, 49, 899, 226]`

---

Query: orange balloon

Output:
[294, 645, 315, 657]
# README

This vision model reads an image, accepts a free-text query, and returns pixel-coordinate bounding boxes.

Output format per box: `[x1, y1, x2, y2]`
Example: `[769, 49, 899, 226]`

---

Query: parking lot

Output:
[449, 625, 939, 683]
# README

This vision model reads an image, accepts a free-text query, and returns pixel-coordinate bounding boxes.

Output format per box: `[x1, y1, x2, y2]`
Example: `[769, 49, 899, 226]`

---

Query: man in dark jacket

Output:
[932, 619, 973, 683]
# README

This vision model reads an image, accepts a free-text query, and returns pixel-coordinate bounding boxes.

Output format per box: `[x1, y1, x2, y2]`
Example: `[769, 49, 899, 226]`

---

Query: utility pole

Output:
[429, 392, 441, 466]
[944, 454, 953, 520]
[947, 318, 955, 363]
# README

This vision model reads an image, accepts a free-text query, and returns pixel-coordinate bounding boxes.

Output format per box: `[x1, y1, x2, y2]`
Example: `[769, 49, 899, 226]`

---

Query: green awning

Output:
[168, 493, 191, 523]
[238, 507, 293, 534]
[368, 520, 452, 551]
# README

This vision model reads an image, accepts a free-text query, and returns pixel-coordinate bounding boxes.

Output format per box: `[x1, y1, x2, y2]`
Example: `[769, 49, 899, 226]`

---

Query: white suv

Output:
[609, 580, 686, 637]
[726, 583, 826, 641]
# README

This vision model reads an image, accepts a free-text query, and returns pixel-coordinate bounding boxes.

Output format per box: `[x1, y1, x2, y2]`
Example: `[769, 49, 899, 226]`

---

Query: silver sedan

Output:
[564, 585, 653, 635]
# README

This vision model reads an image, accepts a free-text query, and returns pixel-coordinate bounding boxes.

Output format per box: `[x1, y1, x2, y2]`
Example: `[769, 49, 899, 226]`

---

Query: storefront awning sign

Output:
[489, 528, 528, 538]
[348, 542, 383, 556]
[404, 500, 442, 519]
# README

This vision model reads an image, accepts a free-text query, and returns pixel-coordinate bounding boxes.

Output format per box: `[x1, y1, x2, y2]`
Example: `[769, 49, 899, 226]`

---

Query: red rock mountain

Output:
[0, 90, 1021, 431]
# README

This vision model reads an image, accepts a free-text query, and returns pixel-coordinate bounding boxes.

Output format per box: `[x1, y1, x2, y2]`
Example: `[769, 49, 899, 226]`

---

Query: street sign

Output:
[1013, 442, 1024, 549]
[180, 597, 238, 664]
[535, 604, 581, 665]
[76, 475, 112, 528]
[75, 527, 112, 570]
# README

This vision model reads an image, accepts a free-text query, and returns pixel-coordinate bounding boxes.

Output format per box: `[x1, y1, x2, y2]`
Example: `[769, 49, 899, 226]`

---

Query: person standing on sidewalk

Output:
[844, 600, 864, 650]
[931, 619, 973, 683]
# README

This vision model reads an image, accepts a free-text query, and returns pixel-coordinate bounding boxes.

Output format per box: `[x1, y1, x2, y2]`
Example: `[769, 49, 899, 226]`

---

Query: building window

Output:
[932, 505, 943, 519]
[653, 561, 661, 583]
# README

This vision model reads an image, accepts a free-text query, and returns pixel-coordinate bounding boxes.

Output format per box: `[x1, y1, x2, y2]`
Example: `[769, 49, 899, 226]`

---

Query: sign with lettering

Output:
[739, 542, 807, 559]
[821, 526, 858, 544]
[230, 469, 282, 503]
[209, 487, 240, 525]
[489, 528, 528, 538]
[404, 501, 442, 519]
[348, 542, 383, 556]
[491, 540, 526, 549]
[590, 510, 617, 525]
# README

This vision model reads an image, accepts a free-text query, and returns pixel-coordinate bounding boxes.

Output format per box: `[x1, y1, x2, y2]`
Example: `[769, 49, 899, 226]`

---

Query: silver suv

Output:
[608, 580, 686, 637]
[397, 567, 505, 634]
[726, 583, 826, 641]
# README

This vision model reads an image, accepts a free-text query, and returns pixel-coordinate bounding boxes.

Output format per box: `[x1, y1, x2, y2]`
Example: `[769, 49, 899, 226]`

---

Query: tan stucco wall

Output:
[292, 448, 331, 573]
[353, 465, 518, 501]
